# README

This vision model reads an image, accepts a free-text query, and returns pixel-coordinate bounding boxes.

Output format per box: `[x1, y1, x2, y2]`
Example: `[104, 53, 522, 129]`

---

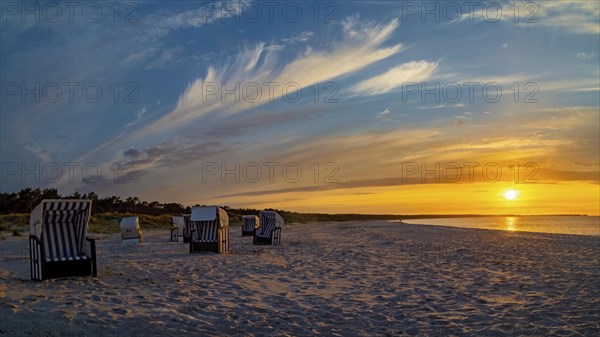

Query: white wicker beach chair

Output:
[29, 199, 97, 281]
[120, 216, 143, 244]
[189, 206, 229, 253]
[254, 210, 283, 245]
[170, 216, 185, 242]
[241, 215, 260, 236]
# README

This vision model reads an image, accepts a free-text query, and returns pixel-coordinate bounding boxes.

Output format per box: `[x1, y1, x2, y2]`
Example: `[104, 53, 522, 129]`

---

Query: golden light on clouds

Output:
[202, 181, 599, 215]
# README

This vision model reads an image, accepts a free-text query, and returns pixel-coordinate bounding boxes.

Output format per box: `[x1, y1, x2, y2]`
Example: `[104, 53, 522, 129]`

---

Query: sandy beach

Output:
[1, 221, 598, 336]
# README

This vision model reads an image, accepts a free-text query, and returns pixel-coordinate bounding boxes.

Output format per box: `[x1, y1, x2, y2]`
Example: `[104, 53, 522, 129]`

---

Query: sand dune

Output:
[1, 221, 598, 336]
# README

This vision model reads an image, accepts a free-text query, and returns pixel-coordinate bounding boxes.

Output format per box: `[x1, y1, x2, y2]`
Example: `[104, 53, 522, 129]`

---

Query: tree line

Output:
[0, 188, 192, 215]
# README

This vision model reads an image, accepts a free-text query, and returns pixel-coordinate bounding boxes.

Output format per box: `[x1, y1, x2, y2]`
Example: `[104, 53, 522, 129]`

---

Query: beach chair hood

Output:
[191, 206, 229, 228]
[120, 216, 139, 229]
[29, 199, 92, 243]
[242, 215, 260, 229]
[259, 211, 284, 228]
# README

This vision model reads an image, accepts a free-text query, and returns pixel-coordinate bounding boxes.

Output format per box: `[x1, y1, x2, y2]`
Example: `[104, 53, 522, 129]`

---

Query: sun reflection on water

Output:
[505, 217, 518, 232]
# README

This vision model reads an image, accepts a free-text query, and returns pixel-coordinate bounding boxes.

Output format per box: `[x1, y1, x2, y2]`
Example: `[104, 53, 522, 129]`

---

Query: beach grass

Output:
[0, 213, 246, 236]
[0, 213, 175, 235]
[0, 213, 29, 237]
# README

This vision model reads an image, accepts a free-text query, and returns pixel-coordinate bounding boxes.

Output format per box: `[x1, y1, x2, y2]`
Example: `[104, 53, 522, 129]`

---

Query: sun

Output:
[503, 189, 519, 201]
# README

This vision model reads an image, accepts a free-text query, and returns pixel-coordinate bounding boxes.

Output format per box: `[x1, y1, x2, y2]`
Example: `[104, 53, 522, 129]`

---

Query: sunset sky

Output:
[1, 1, 598, 215]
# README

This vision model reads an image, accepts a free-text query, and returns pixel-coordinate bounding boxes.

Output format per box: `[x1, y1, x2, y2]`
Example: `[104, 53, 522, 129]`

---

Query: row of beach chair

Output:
[28, 199, 283, 281]
[169, 207, 284, 251]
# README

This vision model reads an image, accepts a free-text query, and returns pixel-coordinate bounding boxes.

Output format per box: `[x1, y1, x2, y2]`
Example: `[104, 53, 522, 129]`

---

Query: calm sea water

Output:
[400, 216, 600, 236]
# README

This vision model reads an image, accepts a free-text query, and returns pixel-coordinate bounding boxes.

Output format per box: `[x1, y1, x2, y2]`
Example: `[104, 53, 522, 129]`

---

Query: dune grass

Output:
[0, 213, 176, 235]
[0, 212, 245, 236]
[88, 213, 176, 234]
[0, 214, 29, 237]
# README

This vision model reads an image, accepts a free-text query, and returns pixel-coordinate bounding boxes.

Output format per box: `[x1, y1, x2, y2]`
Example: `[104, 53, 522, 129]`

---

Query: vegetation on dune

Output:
[0, 213, 29, 236]
[87, 213, 176, 234]
[6, 187, 569, 236]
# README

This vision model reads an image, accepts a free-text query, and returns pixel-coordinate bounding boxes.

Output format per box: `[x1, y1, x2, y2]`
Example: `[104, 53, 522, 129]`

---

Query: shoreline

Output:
[395, 220, 600, 237]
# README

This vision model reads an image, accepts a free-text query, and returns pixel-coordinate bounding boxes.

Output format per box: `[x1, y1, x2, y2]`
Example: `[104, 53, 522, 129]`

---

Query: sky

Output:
[1, 0, 599, 215]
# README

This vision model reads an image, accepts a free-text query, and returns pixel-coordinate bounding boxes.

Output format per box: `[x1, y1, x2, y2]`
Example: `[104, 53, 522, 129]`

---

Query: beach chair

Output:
[242, 215, 260, 236]
[170, 216, 185, 242]
[120, 216, 143, 244]
[189, 206, 229, 253]
[29, 199, 97, 281]
[253, 210, 283, 245]
[182, 214, 192, 243]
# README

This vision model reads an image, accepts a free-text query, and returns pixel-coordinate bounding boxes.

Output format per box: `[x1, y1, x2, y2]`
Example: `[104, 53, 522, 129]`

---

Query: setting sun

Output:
[503, 189, 519, 201]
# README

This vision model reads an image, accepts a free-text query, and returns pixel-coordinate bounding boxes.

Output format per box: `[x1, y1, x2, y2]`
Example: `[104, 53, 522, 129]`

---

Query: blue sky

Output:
[1, 1, 599, 214]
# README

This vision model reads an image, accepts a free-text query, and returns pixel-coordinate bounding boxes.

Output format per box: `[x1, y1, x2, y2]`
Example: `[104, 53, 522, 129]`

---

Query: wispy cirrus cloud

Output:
[138, 17, 404, 136]
[75, 17, 406, 172]
[283, 31, 314, 44]
[120, 1, 254, 67]
[461, 0, 600, 34]
[574, 52, 595, 60]
[533, 0, 600, 34]
[376, 107, 405, 123]
[350, 60, 438, 96]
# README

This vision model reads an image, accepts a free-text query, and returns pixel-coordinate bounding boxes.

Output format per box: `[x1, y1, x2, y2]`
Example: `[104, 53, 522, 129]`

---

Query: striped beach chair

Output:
[253, 210, 283, 245]
[189, 206, 229, 253]
[170, 216, 185, 242]
[29, 199, 97, 281]
[182, 214, 192, 243]
[241, 215, 260, 236]
[120, 216, 143, 244]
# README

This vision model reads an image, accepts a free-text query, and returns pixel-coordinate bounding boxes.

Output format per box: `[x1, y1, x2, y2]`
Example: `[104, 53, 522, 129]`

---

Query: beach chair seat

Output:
[29, 200, 97, 281]
[189, 206, 229, 253]
[253, 211, 283, 245]
[120, 216, 143, 244]
[241, 215, 260, 236]
[170, 216, 186, 242]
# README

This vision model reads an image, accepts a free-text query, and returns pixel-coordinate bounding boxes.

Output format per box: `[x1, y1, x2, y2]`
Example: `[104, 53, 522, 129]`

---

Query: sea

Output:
[399, 216, 600, 236]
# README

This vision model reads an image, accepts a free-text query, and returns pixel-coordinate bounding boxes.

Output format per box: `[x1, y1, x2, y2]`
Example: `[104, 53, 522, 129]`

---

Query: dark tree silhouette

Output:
[0, 188, 188, 215]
